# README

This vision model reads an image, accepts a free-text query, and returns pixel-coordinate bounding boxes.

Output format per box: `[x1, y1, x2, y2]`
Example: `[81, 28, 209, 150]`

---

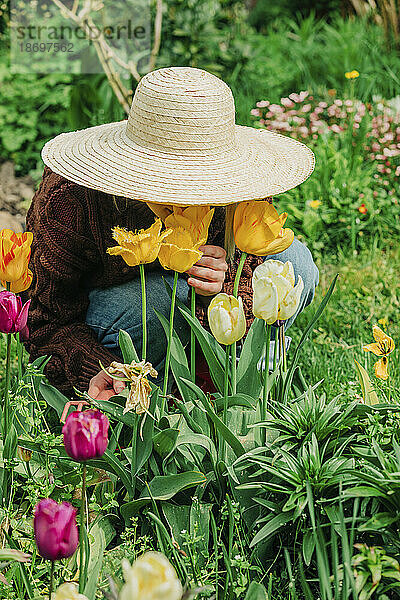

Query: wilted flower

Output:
[363, 325, 395, 380]
[208, 293, 246, 345]
[252, 260, 304, 324]
[53, 583, 89, 600]
[120, 552, 183, 600]
[158, 228, 203, 272]
[17, 446, 32, 462]
[0, 291, 30, 338]
[0, 229, 33, 289]
[34, 499, 78, 561]
[345, 70, 359, 79]
[233, 200, 294, 256]
[107, 219, 172, 267]
[107, 360, 158, 415]
[62, 410, 109, 462]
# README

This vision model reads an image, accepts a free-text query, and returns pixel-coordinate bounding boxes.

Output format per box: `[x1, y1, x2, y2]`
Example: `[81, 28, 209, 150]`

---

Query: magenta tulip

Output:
[62, 410, 109, 462]
[0, 290, 30, 339]
[34, 499, 78, 561]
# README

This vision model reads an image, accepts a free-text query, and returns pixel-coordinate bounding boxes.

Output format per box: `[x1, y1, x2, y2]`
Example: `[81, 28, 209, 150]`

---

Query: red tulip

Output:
[0, 290, 30, 338]
[34, 499, 78, 561]
[62, 410, 109, 462]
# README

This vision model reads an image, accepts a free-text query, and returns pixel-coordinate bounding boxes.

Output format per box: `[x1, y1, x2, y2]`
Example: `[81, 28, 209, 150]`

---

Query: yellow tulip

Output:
[158, 228, 203, 273]
[252, 260, 304, 324]
[165, 206, 215, 247]
[0, 229, 33, 284]
[2, 269, 33, 293]
[120, 552, 183, 600]
[208, 293, 246, 345]
[107, 219, 172, 267]
[53, 582, 89, 600]
[363, 325, 395, 380]
[233, 201, 294, 256]
[106, 360, 158, 415]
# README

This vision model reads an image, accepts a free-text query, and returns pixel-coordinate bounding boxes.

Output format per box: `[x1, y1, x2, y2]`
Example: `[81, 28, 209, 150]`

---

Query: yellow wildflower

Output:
[309, 200, 322, 209]
[363, 325, 395, 380]
[345, 70, 359, 79]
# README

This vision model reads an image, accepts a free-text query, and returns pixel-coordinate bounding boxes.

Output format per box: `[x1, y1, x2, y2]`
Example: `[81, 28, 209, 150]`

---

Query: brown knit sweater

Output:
[24, 166, 263, 394]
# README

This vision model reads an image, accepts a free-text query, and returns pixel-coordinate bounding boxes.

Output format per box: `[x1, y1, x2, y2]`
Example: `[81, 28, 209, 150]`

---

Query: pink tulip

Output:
[0, 291, 30, 338]
[34, 499, 78, 561]
[62, 410, 109, 462]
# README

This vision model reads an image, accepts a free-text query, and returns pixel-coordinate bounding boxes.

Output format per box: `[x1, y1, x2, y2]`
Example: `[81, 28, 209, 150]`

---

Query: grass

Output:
[290, 243, 400, 398]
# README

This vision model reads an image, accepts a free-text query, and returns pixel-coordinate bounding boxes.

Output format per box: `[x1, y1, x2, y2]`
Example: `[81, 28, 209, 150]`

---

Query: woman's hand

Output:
[88, 370, 126, 401]
[186, 245, 228, 296]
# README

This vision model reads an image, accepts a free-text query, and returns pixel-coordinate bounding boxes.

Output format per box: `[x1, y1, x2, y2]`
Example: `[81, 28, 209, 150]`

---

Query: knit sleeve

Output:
[24, 167, 118, 395]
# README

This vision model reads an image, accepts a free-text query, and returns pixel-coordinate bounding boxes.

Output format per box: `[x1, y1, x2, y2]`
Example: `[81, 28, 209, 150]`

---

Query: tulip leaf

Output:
[236, 317, 265, 397]
[120, 471, 206, 520]
[282, 274, 338, 403]
[119, 329, 139, 363]
[244, 581, 268, 600]
[213, 393, 257, 413]
[178, 309, 225, 393]
[154, 308, 197, 403]
[153, 428, 180, 458]
[180, 378, 245, 458]
[354, 360, 380, 405]
[84, 522, 106, 600]
[134, 388, 158, 475]
[90, 397, 136, 426]
[101, 449, 134, 498]
[39, 380, 69, 418]
[176, 432, 218, 464]
[250, 511, 294, 547]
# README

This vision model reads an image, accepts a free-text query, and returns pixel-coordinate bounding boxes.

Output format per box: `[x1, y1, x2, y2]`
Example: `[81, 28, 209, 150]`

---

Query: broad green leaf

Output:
[84, 523, 106, 600]
[244, 581, 267, 600]
[354, 360, 380, 405]
[154, 308, 196, 403]
[237, 317, 265, 397]
[90, 397, 135, 426]
[213, 393, 256, 413]
[119, 329, 139, 362]
[39, 380, 68, 418]
[343, 486, 387, 498]
[120, 471, 206, 520]
[179, 308, 225, 393]
[176, 433, 217, 464]
[180, 378, 245, 458]
[359, 512, 398, 531]
[250, 511, 293, 547]
[302, 530, 315, 566]
[134, 389, 158, 474]
[153, 428, 179, 458]
[162, 503, 191, 551]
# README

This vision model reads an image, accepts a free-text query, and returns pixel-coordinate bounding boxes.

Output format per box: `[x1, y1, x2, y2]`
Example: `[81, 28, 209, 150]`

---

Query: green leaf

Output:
[302, 530, 316, 566]
[176, 433, 217, 464]
[101, 449, 134, 498]
[154, 308, 196, 403]
[343, 486, 387, 498]
[134, 389, 158, 474]
[180, 378, 245, 458]
[237, 317, 265, 397]
[244, 581, 267, 600]
[39, 380, 69, 418]
[354, 360, 380, 405]
[178, 308, 225, 393]
[213, 393, 256, 413]
[84, 522, 106, 600]
[119, 330, 139, 362]
[120, 471, 206, 520]
[153, 428, 179, 458]
[250, 511, 293, 547]
[359, 512, 398, 531]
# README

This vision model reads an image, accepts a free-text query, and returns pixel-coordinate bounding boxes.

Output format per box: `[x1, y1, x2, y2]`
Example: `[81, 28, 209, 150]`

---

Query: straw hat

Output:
[42, 66, 315, 206]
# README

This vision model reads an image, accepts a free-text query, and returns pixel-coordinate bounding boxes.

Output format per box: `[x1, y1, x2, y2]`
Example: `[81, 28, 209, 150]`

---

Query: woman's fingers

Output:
[187, 278, 222, 294]
[187, 265, 225, 282]
[198, 244, 226, 258]
[192, 255, 228, 270]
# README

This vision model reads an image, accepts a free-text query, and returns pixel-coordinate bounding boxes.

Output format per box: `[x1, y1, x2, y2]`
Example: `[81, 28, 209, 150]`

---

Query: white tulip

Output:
[208, 293, 246, 345]
[252, 260, 304, 324]
[53, 583, 88, 600]
[119, 552, 183, 600]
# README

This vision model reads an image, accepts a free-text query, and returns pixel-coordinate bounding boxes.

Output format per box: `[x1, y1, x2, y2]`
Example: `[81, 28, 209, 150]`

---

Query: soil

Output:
[0, 162, 35, 231]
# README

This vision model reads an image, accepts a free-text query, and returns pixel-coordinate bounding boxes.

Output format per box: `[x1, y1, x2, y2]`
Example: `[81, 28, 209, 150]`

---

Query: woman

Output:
[24, 66, 319, 400]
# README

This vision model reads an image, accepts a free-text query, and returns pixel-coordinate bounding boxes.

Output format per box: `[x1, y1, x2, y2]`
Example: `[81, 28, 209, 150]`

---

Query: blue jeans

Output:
[85, 239, 319, 383]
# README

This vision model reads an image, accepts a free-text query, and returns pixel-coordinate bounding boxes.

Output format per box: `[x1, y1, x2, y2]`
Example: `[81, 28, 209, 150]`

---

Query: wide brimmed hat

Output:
[42, 66, 315, 206]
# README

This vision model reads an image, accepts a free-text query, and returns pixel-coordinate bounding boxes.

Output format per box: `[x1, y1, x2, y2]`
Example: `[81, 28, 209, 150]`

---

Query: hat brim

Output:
[41, 120, 315, 205]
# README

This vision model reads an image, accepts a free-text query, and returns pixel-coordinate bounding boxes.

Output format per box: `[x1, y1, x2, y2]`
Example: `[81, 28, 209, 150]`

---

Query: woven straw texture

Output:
[41, 66, 315, 205]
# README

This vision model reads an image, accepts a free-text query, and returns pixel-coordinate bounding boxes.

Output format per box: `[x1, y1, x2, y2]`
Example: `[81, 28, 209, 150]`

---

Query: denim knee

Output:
[265, 238, 319, 328]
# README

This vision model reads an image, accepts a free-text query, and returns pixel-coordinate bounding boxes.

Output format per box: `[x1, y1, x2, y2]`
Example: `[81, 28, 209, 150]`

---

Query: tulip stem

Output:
[220, 344, 231, 462]
[233, 252, 247, 298]
[162, 271, 179, 415]
[139, 264, 147, 361]
[231, 343, 237, 394]
[48, 561, 54, 600]
[79, 463, 87, 594]
[262, 325, 271, 444]
[16, 333, 23, 381]
[190, 286, 196, 382]
[3, 332, 12, 439]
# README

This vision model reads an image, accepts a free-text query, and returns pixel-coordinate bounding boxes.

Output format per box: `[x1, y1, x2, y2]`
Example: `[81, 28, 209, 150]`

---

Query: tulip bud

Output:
[252, 260, 304, 324]
[208, 293, 246, 345]
[62, 410, 109, 462]
[120, 552, 183, 600]
[0, 291, 30, 338]
[53, 583, 89, 600]
[34, 499, 78, 561]
[0, 229, 33, 284]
